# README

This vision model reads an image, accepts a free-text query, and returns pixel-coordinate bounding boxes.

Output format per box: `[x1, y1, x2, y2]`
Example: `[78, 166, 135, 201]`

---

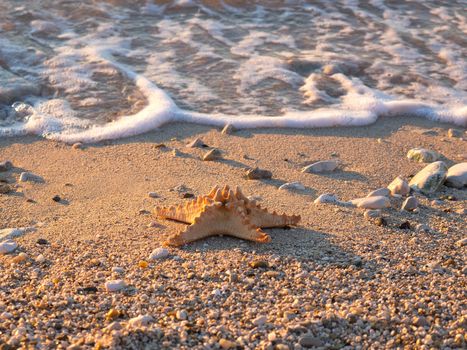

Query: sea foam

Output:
[0, 1, 465, 143]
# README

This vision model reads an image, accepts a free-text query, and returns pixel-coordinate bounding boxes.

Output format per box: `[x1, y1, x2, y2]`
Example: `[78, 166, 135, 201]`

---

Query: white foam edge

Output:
[2, 46, 466, 144]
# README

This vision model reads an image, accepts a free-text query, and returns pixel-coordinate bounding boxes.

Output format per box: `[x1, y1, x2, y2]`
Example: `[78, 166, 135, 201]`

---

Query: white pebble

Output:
[350, 196, 390, 209]
[366, 188, 390, 197]
[36, 254, 45, 263]
[401, 196, 419, 211]
[19, 172, 44, 183]
[445, 162, 467, 188]
[387, 176, 410, 196]
[364, 209, 382, 220]
[149, 247, 169, 260]
[128, 315, 153, 328]
[112, 266, 124, 274]
[104, 280, 126, 292]
[253, 315, 267, 326]
[0, 240, 17, 254]
[278, 182, 305, 191]
[176, 310, 188, 320]
[302, 160, 339, 173]
[314, 193, 339, 204]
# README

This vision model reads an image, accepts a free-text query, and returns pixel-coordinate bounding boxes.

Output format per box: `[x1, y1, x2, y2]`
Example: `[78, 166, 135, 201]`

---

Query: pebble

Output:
[413, 316, 429, 327]
[301, 160, 339, 173]
[387, 176, 410, 196]
[186, 138, 207, 148]
[148, 192, 159, 198]
[11, 252, 27, 264]
[456, 238, 467, 247]
[128, 315, 153, 328]
[407, 148, 440, 163]
[147, 221, 163, 228]
[375, 217, 387, 226]
[149, 247, 169, 260]
[249, 260, 269, 268]
[104, 280, 126, 292]
[364, 209, 381, 220]
[36, 238, 49, 245]
[0, 160, 13, 172]
[278, 182, 305, 191]
[219, 339, 236, 349]
[447, 128, 462, 138]
[0, 184, 11, 194]
[299, 335, 323, 348]
[0, 240, 17, 254]
[314, 193, 339, 204]
[409, 161, 448, 194]
[19, 172, 44, 183]
[176, 310, 188, 320]
[399, 221, 411, 230]
[138, 260, 149, 269]
[105, 321, 122, 331]
[252, 315, 267, 327]
[0, 227, 35, 241]
[445, 162, 467, 188]
[401, 196, 418, 211]
[366, 188, 390, 197]
[267, 332, 277, 342]
[211, 289, 222, 297]
[77, 286, 98, 294]
[416, 224, 430, 232]
[350, 196, 390, 209]
[36, 254, 45, 263]
[202, 148, 222, 161]
[72, 142, 83, 150]
[112, 266, 124, 274]
[52, 195, 61, 202]
[245, 167, 272, 180]
[221, 124, 235, 135]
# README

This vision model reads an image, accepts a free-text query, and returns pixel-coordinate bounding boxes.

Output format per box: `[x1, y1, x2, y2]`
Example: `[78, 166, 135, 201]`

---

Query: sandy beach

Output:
[0, 117, 465, 349]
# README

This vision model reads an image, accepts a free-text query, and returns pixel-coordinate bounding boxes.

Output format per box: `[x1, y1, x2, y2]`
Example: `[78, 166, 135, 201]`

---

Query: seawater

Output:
[0, 0, 465, 143]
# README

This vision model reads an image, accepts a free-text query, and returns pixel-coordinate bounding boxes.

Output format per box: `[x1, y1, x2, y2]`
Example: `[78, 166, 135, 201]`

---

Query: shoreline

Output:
[0, 117, 466, 349]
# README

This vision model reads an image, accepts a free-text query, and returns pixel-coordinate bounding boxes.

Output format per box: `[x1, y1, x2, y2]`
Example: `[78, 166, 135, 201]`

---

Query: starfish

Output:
[154, 185, 301, 246]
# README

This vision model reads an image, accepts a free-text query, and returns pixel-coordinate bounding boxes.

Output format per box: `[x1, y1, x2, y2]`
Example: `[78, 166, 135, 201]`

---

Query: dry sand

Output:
[0, 117, 466, 349]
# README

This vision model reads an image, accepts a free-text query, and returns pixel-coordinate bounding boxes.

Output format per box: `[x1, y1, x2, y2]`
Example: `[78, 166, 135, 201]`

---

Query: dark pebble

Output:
[77, 286, 98, 294]
[36, 238, 49, 245]
[0, 184, 11, 194]
[245, 167, 272, 180]
[0, 161, 13, 172]
[52, 195, 61, 202]
[399, 221, 411, 230]
[299, 335, 323, 348]
[375, 217, 387, 227]
[182, 192, 194, 199]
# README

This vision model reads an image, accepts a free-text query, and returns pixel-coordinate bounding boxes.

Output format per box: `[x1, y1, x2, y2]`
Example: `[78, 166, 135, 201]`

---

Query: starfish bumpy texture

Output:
[154, 185, 301, 246]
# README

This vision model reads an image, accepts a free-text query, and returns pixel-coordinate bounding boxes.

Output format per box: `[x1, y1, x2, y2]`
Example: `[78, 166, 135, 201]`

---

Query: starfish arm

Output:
[248, 206, 301, 228]
[154, 196, 214, 224]
[163, 206, 271, 247]
[154, 204, 194, 224]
